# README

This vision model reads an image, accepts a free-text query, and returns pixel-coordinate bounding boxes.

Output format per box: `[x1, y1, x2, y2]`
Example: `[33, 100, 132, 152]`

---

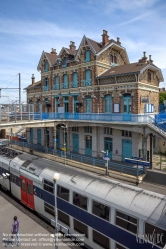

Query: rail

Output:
[11, 140, 145, 176]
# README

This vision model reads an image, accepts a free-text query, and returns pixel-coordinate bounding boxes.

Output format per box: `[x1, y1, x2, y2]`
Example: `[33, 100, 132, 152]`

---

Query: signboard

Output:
[141, 97, 149, 103]
[114, 103, 120, 113]
[103, 157, 110, 161]
[62, 147, 66, 151]
[125, 158, 150, 167]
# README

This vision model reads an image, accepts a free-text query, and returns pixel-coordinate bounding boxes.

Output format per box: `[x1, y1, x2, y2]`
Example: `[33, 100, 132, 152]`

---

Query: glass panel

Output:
[44, 179, 54, 194]
[92, 200, 110, 221]
[93, 230, 109, 249]
[116, 217, 137, 234]
[21, 180, 26, 191]
[145, 223, 166, 247]
[73, 72, 78, 81]
[55, 76, 59, 84]
[63, 74, 68, 83]
[74, 219, 88, 238]
[58, 210, 69, 225]
[123, 100, 127, 112]
[28, 183, 33, 195]
[85, 70, 90, 80]
[73, 192, 87, 210]
[57, 186, 69, 201]
[116, 243, 127, 249]
[44, 202, 54, 216]
[116, 211, 137, 224]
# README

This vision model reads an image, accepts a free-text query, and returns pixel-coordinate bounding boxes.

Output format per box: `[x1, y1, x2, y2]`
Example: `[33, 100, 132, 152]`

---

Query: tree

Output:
[159, 92, 166, 104]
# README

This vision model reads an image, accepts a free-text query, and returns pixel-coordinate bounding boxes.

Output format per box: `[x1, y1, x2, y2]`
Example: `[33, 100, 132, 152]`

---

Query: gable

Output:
[37, 51, 58, 71]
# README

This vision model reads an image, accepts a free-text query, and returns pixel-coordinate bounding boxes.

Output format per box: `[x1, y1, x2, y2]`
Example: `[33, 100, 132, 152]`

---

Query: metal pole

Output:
[0, 105, 1, 124]
[64, 128, 66, 166]
[20, 104, 22, 121]
[54, 180, 58, 249]
[19, 73, 21, 106]
[14, 104, 17, 123]
[106, 150, 108, 176]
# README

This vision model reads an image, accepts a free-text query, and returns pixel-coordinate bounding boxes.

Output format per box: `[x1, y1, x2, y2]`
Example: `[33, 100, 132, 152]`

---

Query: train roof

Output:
[10, 153, 166, 228]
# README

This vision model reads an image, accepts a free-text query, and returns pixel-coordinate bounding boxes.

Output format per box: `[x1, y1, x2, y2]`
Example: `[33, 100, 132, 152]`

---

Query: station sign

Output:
[125, 158, 150, 167]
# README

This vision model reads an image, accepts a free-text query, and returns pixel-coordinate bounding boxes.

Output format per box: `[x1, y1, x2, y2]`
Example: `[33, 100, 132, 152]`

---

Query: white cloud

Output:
[0, 18, 83, 37]
[107, 0, 159, 11]
[118, 12, 152, 26]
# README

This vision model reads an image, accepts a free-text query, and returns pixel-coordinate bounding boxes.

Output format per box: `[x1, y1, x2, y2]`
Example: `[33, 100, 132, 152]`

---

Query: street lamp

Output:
[61, 125, 67, 166]
[101, 150, 110, 176]
[53, 172, 60, 249]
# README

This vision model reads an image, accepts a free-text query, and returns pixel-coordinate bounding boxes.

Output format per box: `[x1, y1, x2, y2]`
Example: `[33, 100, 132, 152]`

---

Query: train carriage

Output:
[0, 152, 166, 249]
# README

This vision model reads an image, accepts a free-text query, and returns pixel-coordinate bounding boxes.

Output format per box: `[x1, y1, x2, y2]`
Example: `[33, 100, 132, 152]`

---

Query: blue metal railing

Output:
[53, 83, 59, 90]
[32, 112, 153, 123]
[70, 81, 78, 88]
[149, 115, 166, 133]
[82, 79, 92, 86]
[61, 82, 68, 89]
[43, 86, 49, 91]
[12, 140, 144, 176]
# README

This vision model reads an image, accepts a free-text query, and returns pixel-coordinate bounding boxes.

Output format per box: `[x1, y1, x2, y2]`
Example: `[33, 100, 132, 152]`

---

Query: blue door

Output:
[104, 95, 112, 113]
[104, 138, 112, 159]
[56, 131, 60, 150]
[123, 94, 131, 121]
[37, 129, 41, 144]
[85, 136, 92, 156]
[122, 139, 132, 161]
[85, 96, 92, 113]
[73, 134, 79, 153]
[30, 128, 33, 143]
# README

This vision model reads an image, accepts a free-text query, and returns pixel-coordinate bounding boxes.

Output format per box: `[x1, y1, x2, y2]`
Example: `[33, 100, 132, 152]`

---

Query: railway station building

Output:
[24, 30, 164, 163]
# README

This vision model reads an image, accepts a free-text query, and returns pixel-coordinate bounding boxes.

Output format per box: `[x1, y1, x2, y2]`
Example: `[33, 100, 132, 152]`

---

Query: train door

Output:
[20, 176, 34, 209]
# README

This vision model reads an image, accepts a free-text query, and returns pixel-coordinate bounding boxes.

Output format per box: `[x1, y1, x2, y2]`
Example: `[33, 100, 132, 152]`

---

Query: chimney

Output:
[102, 30, 109, 46]
[138, 51, 147, 63]
[69, 41, 76, 50]
[117, 37, 121, 45]
[31, 74, 35, 85]
[51, 48, 57, 54]
[148, 55, 153, 64]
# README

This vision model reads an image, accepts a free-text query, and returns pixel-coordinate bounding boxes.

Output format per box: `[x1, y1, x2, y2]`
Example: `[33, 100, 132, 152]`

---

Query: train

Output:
[0, 148, 166, 249]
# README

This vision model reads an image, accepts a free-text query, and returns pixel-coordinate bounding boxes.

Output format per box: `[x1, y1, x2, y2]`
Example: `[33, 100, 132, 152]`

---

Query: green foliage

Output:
[159, 92, 166, 103]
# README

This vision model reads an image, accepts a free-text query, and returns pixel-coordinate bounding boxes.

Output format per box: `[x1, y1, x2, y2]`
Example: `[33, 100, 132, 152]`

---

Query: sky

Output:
[0, 0, 166, 104]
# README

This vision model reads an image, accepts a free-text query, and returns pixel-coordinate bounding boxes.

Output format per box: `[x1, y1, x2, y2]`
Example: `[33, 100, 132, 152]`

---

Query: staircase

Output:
[148, 115, 166, 139]
[15, 126, 25, 135]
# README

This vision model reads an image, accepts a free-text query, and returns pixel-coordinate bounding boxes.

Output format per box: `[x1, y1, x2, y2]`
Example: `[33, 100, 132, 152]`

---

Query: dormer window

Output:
[110, 54, 117, 65]
[148, 71, 151, 82]
[62, 57, 67, 68]
[44, 62, 48, 72]
[84, 50, 90, 63]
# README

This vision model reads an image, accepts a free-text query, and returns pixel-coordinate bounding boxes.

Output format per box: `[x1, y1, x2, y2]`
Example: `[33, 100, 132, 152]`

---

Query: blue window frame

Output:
[62, 57, 67, 68]
[84, 50, 90, 62]
[53, 76, 59, 90]
[85, 69, 90, 80]
[85, 96, 92, 113]
[44, 62, 48, 71]
[104, 94, 112, 113]
[71, 72, 78, 88]
[123, 94, 131, 114]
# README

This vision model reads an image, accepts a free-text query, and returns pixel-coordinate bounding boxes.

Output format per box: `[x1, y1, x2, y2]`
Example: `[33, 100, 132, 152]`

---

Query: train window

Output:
[58, 210, 70, 226]
[21, 180, 26, 191]
[73, 192, 87, 210]
[145, 223, 166, 247]
[57, 185, 69, 202]
[92, 200, 110, 221]
[116, 243, 128, 249]
[93, 230, 109, 249]
[28, 183, 33, 195]
[44, 202, 54, 216]
[43, 179, 54, 194]
[12, 174, 16, 184]
[116, 210, 138, 234]
[73, 218, 88, 238]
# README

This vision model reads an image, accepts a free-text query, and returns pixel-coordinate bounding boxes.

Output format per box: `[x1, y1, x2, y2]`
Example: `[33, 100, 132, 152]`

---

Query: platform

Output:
[0, 195, 77, 249]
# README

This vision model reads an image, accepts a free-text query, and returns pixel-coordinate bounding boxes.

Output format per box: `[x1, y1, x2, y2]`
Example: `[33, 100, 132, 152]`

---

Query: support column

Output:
[142, 136, 147, 161]
[67, 123, 70, 153]
[150, 133, 153, 169]
[54, 125, 57, 150]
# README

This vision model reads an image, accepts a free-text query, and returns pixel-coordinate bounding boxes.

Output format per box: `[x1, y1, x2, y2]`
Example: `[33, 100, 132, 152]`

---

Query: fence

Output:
[11, 140, 145, 177]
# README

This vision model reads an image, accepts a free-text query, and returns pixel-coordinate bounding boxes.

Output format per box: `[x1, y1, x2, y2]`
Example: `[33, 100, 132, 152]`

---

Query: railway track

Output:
[0, 188, 85, 249]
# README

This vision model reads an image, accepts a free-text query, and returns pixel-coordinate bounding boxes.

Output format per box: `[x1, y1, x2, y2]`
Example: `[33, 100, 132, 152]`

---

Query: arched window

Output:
[148, 71, 151, 82]
[84, 50, 90, 62]
[104, 94, 112, 113]
[114, 55, 117, 64]
[85, 95, 92, 113]
[63, 74, 68, 89]
[62, 57, 67, 67]
[110, 54, 114, 63]
[44, 62, 48, 71]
